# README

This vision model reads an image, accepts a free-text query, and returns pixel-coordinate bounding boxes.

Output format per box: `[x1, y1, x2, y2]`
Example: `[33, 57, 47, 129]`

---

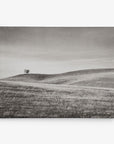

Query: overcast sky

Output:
[0, 27, 114, 78]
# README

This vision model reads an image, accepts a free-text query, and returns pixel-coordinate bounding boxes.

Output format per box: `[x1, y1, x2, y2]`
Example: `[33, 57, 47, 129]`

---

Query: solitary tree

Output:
[24, 69, 30, 74]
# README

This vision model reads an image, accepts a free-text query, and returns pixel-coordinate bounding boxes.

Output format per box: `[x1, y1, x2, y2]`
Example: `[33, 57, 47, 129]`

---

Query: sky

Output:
[0, 27, 114, 78]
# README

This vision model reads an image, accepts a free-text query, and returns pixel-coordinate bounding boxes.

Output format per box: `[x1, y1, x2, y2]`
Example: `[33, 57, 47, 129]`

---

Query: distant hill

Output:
[2, 68, 114, 88]
[2, 73, 53, 83]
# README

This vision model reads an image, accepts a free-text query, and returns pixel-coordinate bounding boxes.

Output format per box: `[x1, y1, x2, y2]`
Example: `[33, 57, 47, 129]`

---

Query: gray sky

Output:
[0, 27, 114, 78]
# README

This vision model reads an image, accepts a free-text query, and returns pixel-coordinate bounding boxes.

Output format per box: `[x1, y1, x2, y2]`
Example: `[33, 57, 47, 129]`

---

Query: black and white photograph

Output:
[0, 27, 114, 118]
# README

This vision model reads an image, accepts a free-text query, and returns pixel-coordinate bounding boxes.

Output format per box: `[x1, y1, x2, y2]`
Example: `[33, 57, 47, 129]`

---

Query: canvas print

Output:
[0, 27, 114, 118]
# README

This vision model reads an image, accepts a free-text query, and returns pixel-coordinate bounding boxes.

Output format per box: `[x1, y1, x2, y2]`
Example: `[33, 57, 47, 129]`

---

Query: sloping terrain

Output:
[3, 73, 54, 83]
[0, 68, 114, 118]
[3, 68, 114, 88]
[0, 81, 114, 118]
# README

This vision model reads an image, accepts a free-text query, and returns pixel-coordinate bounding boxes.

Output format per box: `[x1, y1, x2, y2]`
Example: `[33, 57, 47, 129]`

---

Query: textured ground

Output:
[0, 68, 114, 118]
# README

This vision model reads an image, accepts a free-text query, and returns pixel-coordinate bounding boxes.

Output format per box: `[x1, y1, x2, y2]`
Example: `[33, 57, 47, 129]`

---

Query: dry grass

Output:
[1, 68, 114, 118]
[0, 80, 114, 118]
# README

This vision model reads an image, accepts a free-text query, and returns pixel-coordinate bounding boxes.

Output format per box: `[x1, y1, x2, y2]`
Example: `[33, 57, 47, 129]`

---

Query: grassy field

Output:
[0, 68, 114, 118]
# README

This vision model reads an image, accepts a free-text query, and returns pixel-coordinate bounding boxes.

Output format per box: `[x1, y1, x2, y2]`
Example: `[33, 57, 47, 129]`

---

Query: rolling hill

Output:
[0, 68, 114, 118]
[3, 68, 114, 88]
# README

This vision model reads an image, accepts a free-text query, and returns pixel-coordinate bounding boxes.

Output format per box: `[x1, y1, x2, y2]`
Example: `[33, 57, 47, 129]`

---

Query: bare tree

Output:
[24, 69, 30, 74]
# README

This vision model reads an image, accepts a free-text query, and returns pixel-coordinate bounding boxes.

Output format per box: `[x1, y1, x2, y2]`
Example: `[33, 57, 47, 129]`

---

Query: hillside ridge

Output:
[1, 68, 114, 85]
